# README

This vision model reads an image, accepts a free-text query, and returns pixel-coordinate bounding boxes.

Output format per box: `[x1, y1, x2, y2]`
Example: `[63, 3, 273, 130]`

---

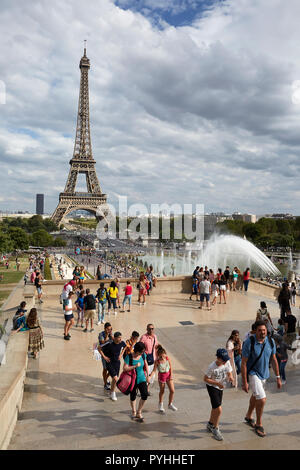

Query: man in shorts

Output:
[63, 291, 75, 340]
[241, 320, 281, 437]
[98, 322, 113, 390]
[83, 288, 96, 332]
[100, 331, 126, 401]
[204, 348, 234, 441]
[199, 276, 211, 310]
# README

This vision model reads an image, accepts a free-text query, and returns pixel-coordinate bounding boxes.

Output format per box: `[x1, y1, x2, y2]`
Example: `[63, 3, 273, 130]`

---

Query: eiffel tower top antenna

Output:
[84, 39, 87, 56]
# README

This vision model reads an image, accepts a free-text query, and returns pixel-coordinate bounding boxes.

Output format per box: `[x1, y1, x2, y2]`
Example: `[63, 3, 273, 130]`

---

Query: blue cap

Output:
[216, 348, 230, 363]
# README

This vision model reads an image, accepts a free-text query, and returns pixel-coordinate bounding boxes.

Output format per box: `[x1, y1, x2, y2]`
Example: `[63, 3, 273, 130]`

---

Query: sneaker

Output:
[206, 422, 214, 433]
[110, 391, 117, 401]
[168, 403, 178, 411]
[104, 384, 111, 391]
[159, 402, 165, 413]
[281, 380, 286, 384]
[212, 427, 223, 441]
[64, 335, 70, 341]
[90, 328, 94, 333]
[83, 328, 88, 332]
[97, 321, 101, 326]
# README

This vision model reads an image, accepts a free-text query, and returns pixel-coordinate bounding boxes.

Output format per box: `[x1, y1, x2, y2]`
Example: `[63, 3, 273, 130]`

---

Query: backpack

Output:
[247, 335, 274, 377]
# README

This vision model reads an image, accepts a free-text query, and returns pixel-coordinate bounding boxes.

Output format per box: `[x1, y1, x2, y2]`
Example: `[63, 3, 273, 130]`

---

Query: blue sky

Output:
[114, 0, 223, 27]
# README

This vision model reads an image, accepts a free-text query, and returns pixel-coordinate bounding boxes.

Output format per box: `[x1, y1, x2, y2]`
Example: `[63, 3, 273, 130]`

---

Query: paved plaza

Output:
[7, 287, 300, 450]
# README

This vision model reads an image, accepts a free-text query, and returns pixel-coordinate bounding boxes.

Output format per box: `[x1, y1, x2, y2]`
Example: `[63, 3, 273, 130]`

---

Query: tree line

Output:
[0, 215, 66, 252]
[216, 217, 300, 250]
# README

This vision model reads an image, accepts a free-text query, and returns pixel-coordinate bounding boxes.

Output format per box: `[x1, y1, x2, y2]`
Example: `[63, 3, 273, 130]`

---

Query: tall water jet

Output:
[200, 234, 281, 276]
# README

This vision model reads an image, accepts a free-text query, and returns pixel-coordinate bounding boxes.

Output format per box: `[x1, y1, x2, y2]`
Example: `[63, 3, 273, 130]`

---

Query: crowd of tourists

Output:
[204, 292, 299, 441]
[189, 265, 251, 309]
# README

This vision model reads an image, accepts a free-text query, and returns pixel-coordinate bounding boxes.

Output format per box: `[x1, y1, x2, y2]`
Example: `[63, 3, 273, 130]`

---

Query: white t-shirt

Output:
[200, 280, 210, 294]
[205, 360, 233, 390]
[62, 284, 73, 300]
[64, 298, 73, 315]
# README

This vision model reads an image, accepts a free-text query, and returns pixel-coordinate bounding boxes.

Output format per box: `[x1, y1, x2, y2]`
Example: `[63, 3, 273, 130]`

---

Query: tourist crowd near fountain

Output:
[6, 232, 300, 447]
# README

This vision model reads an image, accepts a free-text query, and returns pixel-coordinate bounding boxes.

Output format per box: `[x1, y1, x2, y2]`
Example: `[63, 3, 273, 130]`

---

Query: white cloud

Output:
[0, 0, 299, 215]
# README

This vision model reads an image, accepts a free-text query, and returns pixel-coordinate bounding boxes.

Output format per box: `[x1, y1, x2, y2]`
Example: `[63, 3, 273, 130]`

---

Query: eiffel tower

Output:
[51, 44, 107, 226]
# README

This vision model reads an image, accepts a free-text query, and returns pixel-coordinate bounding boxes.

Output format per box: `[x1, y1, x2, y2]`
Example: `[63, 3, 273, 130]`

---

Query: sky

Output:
[0, 0, 300, 216]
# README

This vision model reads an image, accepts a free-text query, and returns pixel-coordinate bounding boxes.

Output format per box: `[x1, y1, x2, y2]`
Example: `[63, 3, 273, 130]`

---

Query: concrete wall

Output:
[0, 331, 28, 450]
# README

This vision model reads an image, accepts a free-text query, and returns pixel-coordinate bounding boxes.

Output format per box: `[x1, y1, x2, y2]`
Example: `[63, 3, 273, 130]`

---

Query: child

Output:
[274, 335, 293, 384]
[75, 290, 85, 328]
[277, 318, 285, 336]
[203, 348, 234, 441]
[149, 344, 177, 413]
[211, 279, 219, 306]
[13, 301, 27, 331]
[121, 281, 133, 312]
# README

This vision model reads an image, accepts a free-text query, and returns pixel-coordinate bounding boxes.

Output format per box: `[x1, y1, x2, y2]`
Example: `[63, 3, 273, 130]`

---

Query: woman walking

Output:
[138, 272, 147, 305]
[243, 268, 250, 292]
[218, 274, 227, 304]
[256, 301, 274, 337]
[226, 330, 242, 384]
[27, 308, 44, 359]
[123, 341, 150, 422]
[149, 344, 177, 413]
[278, 282, 291, 321]
[108, 281, 119, 315]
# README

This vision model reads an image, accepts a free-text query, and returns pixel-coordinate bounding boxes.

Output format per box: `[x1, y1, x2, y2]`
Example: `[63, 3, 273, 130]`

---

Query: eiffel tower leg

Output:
[51, 203, 71, 227]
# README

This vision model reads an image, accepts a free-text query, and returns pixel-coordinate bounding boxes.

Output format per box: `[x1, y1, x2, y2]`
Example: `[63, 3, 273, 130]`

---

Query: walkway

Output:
[8, 289, 300, 450]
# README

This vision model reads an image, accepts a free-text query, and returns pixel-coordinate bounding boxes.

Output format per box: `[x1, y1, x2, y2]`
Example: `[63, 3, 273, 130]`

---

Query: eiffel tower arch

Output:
[51, 45, 108, 226]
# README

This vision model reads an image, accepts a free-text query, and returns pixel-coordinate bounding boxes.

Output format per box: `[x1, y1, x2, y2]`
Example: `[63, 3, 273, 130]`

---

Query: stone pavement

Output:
[8, 288, 300, 450]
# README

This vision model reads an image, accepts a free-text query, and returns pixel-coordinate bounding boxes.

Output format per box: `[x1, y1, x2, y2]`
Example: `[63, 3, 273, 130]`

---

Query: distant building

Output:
[232, 213, 256, 223]
[36, 194, 44, 215]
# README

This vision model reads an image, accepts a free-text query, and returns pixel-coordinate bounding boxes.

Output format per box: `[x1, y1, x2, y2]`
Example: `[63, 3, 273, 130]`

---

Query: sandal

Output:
[254, 425, 266, 437]
[244, 417, 255, 428]
[131, 412, 137, 420]
[135, 414, 144, 422]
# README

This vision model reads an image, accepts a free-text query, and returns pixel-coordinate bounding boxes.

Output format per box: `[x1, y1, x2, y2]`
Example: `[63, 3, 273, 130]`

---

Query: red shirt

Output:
[125, 285, 133, 296]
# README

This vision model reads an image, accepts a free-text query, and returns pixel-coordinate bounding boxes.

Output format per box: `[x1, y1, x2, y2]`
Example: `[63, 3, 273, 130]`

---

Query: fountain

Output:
[138, 233, 281, 277]
[200, 234, 281, 277]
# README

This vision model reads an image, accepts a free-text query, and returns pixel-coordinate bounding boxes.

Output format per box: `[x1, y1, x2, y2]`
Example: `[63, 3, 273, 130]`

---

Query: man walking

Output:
[98, 322, 113, 391]
[241, 320, 281, 437]
[63, 291, 75, 340]
[198, 276, 211, 310]
[100, 332, 126, 401]
[140, 324, 158, 394]
[83, 288, 96, 332]
[284, 309, 297, 347]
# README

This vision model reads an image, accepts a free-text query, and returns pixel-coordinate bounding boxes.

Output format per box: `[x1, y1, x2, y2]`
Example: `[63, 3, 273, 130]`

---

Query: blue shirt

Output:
[124, 355, 146, 384]
[242, 336, 276, 380]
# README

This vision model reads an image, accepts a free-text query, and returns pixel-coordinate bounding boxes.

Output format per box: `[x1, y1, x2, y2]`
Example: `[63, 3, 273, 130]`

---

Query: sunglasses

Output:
[148, 327, 154, 330]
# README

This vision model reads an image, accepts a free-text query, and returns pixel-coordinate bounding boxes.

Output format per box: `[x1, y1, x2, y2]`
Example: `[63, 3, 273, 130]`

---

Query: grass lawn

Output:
[0, 290, 12, 307]
[0, 270, 25, 284]
[0, 256, 28, 284]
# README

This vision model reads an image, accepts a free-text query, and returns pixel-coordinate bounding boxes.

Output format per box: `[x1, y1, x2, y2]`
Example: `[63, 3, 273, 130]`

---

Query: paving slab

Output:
[7, 288, 300, 450]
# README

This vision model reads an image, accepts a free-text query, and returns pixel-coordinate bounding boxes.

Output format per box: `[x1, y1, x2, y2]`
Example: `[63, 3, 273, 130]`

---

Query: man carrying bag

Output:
[241, 320, 281, 437]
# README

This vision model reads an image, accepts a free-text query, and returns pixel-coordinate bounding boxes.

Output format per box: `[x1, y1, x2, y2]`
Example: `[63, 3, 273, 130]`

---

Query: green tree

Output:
[243, 223, 263, 242]
[30, 229, 54, 247]
[52, 237, 67, 247]
[0, 232, 14, 253]
[8, 227, 29, 250]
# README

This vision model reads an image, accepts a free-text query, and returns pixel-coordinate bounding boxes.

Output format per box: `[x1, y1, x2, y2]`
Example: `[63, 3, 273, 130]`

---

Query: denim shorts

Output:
[200, 293, 210, 302]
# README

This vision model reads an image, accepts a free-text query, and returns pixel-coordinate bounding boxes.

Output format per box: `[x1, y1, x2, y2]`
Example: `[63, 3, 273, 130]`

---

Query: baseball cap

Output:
[216, 348, 230, 363]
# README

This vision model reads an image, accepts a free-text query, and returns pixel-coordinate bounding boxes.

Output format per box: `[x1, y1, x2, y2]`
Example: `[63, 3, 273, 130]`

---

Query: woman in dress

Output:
[27, 308, 44, 359]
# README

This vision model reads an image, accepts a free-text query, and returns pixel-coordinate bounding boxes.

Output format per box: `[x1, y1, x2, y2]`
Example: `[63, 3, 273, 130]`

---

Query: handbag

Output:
[117, 354, 136, 395]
